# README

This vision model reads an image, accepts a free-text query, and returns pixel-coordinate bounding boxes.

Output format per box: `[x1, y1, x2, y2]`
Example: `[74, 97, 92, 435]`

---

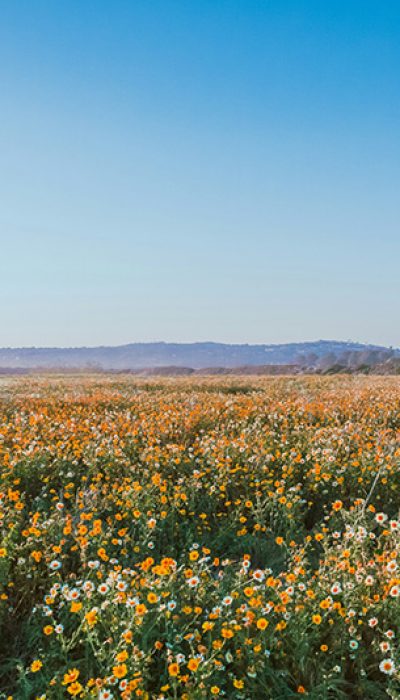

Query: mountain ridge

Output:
[0, 340, 398, 370]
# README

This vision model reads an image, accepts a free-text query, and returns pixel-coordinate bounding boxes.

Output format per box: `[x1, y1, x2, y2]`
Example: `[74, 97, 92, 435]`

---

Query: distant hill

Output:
[0, 340, 397, 370]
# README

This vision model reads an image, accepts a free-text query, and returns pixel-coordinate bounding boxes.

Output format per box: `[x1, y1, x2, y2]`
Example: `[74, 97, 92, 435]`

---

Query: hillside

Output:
[0, 340, 397, 370]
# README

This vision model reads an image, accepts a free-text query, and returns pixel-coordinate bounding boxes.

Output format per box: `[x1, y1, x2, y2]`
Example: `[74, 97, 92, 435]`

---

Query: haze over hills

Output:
[0, 340, 398, 371]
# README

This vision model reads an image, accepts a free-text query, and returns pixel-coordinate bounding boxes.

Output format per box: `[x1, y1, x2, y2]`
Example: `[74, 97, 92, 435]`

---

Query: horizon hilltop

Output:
[0, 339, 398, 371]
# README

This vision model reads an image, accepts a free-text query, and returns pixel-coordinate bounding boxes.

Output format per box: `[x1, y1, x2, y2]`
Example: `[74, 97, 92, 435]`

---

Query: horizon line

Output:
[0, 338, 397, 351]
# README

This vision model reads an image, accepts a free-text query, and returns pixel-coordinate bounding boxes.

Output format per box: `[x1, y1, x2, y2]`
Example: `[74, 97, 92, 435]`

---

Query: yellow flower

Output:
[62, 669, 80, 685]
[30, 660, 42, 672]
[113, 663, 127, 679]
[85, 609, 98, 627]
[67, 682, 83, 696]
[168, 663, 180, 677]
[202, 621, 214, 631]
[187, 658, 200, 672]
[256, 617, 269, 630]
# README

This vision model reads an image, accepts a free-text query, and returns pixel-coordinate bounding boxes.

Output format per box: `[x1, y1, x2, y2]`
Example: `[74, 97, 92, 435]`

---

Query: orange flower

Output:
[113, 663, 127, 679]
[70, 601, 82, 613]
[187, 658, 200, 672]
[31, 550, 43, 562]
[168, 663, 180, 677]
[30, 660, 42, 672]
[67, 681, 83, 696]
[63, 669, 80, 685]
[256, 617, 269, 630]
[85, 609, 98, 627]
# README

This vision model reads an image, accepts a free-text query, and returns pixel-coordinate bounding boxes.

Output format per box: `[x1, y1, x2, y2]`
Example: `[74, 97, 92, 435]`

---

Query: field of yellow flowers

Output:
[0, 375, 399, 699]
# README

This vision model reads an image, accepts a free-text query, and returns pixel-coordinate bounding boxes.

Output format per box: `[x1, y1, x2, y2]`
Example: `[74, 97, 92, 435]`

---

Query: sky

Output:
[1, 1, 399, 348]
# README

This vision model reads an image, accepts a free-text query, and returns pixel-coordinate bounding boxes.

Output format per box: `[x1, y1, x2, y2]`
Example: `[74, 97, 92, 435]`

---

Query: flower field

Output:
[0, 375, 400, 699]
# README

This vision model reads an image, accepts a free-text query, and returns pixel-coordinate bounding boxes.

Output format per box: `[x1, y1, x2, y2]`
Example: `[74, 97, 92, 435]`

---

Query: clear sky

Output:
[1, 1, 399, 347]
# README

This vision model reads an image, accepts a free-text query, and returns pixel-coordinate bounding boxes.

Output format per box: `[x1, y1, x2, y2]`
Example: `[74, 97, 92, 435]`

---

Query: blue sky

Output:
[1, 1, 399, 347]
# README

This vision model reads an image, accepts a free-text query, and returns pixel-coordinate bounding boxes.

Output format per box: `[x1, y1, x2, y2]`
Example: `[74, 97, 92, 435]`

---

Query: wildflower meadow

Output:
[0, 375, 399, 699]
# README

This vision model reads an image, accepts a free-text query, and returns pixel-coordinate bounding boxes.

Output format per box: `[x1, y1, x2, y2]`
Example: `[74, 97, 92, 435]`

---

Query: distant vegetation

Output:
[0, 346, 399, 375]
[0, 340, 398, 373]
